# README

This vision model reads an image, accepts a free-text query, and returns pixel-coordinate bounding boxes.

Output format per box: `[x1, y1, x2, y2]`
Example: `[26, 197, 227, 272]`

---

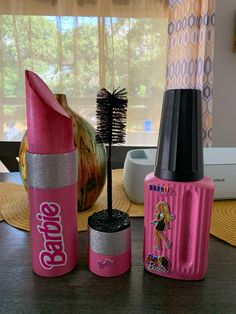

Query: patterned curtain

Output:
[166, 0, 215, 147]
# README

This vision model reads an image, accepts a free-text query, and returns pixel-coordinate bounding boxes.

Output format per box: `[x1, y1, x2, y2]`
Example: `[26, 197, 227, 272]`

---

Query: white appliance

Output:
[203, 147, 236, 200]
[123, 147, 236, 203]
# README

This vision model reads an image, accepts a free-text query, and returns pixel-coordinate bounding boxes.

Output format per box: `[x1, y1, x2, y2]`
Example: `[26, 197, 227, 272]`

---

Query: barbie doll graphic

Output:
[151, 201, 174, 251]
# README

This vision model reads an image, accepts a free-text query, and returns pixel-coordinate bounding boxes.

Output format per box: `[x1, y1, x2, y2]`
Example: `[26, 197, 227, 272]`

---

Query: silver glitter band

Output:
[26, 150, 78, 189]
[89, 227, 131, 255]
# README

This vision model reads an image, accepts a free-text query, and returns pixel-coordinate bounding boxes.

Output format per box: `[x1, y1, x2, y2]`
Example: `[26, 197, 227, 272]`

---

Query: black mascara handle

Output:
[107, 142, 112, 218]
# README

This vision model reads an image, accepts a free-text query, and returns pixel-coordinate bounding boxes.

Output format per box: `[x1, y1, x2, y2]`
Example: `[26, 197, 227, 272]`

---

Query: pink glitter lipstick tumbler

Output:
[144, 89, 214, 280]
[25, 70, 78, 277]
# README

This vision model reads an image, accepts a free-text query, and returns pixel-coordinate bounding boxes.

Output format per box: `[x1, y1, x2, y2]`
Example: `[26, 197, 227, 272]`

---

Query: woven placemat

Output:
[0, 182, 25, 223]
[0, 169, 130, 232]
[127, 202, 144, 217]
[0, 169, 236, 247]
[210, 200, 236, 247]
[0, 183, 29, 230]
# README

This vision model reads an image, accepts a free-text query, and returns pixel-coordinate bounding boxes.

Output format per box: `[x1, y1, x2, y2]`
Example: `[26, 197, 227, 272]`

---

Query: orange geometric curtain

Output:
[166, 0, 215, 147]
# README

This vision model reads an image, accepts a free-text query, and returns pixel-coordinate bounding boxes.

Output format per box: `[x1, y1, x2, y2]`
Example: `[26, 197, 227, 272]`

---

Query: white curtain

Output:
[0, 0, 168, 145]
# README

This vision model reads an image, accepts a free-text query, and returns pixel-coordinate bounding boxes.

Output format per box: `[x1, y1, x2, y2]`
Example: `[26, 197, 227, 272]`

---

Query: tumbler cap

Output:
[154, 89, 203, 182]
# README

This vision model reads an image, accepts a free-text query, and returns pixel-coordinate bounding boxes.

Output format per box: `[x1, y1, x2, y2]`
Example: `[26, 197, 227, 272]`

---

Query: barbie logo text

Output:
[36, 202, 67, 270]
[149, 184, 175, 195]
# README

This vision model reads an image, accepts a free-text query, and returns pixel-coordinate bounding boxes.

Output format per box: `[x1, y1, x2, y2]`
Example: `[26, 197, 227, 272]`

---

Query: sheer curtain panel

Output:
[0, 0, 168, 145]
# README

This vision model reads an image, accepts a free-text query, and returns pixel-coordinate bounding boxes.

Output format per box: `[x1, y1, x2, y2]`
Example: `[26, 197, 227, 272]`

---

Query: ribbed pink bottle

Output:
[144, 89, 214, 280]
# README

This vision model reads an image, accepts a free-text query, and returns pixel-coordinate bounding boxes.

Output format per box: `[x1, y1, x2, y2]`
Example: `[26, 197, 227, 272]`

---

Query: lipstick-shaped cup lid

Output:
[25, 70, 74, 154]
[155, 89, 203, 182]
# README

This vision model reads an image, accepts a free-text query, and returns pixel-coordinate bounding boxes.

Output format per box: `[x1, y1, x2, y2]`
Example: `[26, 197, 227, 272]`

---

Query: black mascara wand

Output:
[96, 88, 128, 219]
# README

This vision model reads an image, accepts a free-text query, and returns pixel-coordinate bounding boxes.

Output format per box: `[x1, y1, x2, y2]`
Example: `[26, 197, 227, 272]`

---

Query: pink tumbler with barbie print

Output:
[25, 70, 78, 277]
[144, 89, 214, 280]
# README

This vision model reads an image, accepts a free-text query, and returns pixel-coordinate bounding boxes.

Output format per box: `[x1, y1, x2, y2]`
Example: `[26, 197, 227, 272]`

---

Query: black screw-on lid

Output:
[154, 89, 203, 182]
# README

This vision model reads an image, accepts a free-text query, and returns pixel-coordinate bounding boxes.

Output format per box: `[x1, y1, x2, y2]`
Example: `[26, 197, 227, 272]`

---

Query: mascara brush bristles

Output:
[96, 88, 128, 145]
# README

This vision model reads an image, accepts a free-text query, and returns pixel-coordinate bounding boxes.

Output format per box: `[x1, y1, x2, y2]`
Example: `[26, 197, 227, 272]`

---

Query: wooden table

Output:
[0, 173, 235, 314]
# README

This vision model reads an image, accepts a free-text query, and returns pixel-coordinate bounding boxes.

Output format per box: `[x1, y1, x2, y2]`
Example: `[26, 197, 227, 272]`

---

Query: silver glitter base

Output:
[88, 226, 131, 256]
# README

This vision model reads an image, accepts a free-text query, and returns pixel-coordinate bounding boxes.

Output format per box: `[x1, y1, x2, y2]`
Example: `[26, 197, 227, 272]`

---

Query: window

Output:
[0, 1, 168, 146]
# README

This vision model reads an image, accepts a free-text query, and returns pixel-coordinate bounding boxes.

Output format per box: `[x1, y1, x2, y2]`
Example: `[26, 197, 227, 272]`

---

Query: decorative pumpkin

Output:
[19, 94, 107, 211]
